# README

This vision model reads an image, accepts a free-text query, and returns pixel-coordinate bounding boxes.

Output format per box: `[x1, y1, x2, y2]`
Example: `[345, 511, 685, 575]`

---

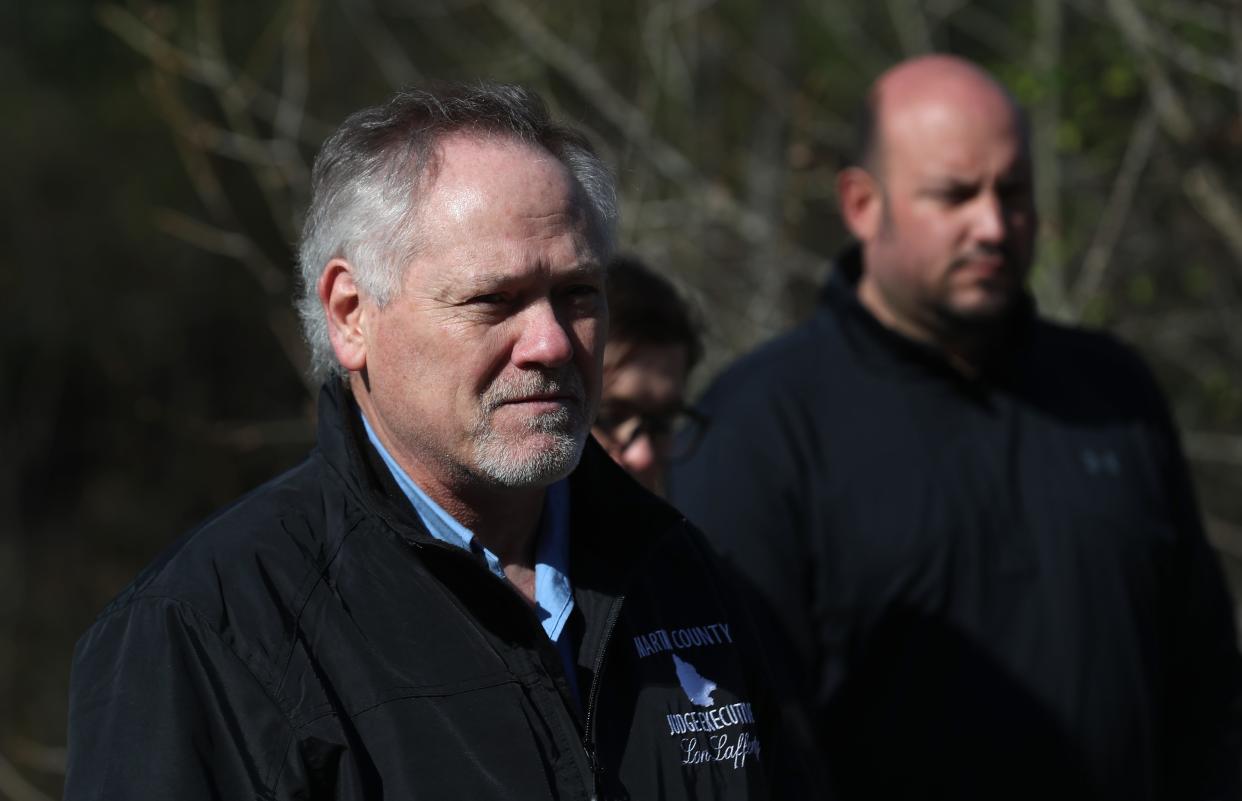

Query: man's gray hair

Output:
[296, 82, 619, 382]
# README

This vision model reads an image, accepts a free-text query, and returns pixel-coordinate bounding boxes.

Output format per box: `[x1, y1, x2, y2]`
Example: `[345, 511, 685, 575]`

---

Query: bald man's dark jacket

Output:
[671, 247, 1242, 801]
[65, 380, 817, 801]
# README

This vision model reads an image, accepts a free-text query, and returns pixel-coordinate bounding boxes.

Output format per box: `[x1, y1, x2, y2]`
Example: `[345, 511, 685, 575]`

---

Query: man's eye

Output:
[595, 406, 634, 429]
[467, 293, 507, 306]
[938, 186, 976, 205]
[561, 285, 603, 314]
[646, 418, 675, 438]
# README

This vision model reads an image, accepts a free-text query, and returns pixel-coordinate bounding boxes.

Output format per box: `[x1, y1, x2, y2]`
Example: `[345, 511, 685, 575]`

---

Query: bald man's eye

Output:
[935, 185, 978, 205]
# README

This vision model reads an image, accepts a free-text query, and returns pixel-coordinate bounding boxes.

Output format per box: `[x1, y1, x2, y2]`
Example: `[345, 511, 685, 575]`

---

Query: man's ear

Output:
[318, 259, 368, 372]
[837, 167, 883, 242]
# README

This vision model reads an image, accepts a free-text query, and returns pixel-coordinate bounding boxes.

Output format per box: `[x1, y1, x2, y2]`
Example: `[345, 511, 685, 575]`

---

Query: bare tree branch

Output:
[193, 0, 300, 244]
[887, 0, 934, 55]
[641, 0, 712, 109]
[208, 416, 316, 451]
[1116, 0, 1240, 90]
[0, 751, 55, 801]
[339, 0, 423, 87]
[1146, 35, 1237, 90]
[1206, 514, 1242, 562]
[155, 210, 288, 294]
[1076, 0, 1237, 88]
[269, 307, 318, 397]
[739, 7, 797, 333]
[167, 117, 298, 172]
[1184, 430, 1242, 468]
[100, 0, 320, 394]
[489, 0, 697, 178]
[1029, 0, 1070, 319]
[1232, 6, 1242, 116]
[1104, 0, 1196, 141]
[924, 0, 970, 18]
[101, 0, 316, 249]
[1115, 305, 1242, 371]
[1106, 0, 1242, 277]
[96, 4, 333, 143]
[941, 5, 1026, 56]
[710, 19, 852, 150]
[1151, 0, 1230, 31]
[7, 740, 65, 777]
[273, 0, 316, 197]
[148, 73, 234, 220]
[1183, 165, 1242, 268]
[1070, 104, 1159, 315]
[808, 3, 891, 80]
[387, 0, 484, 18]
[483, 0, 827, 285]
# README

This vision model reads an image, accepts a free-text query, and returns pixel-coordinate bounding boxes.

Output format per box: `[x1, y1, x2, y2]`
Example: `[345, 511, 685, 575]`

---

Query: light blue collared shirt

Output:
[361, 414, 579, 701]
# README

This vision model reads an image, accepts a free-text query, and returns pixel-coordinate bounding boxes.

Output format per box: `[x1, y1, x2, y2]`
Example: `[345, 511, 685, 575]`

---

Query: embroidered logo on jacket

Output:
[672, 654, 717, 707]
[632, 622, 732, 659]
[630, 621, 762, 770]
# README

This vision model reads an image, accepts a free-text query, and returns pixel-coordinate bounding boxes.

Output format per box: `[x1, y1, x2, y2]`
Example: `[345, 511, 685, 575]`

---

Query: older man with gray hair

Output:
[65, 83, 806, 801]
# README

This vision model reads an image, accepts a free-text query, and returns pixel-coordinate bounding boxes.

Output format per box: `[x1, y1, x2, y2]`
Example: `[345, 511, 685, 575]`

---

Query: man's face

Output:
[593, 341, 690, 494]
[861, 97, 1036, 336]
[358, 135, 606, 490]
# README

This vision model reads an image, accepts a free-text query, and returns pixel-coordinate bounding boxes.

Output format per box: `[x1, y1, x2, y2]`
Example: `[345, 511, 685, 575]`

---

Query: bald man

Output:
[672, 55, 1242, 800]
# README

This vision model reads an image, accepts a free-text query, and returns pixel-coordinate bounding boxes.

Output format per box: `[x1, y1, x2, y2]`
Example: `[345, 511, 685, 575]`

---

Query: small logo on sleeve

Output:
[1082, 448, 1121, 476]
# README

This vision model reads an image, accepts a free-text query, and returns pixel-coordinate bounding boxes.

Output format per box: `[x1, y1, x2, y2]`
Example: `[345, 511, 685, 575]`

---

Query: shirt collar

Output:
[359, 412, 575, 642]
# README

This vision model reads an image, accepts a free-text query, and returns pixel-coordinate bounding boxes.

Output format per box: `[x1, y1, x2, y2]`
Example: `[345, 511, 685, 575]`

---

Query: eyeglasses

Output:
[593, 402, 709, 462]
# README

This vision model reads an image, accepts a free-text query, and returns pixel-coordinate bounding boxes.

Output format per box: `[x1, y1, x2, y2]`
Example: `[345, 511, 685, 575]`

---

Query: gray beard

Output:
[469, 368, 590, 488]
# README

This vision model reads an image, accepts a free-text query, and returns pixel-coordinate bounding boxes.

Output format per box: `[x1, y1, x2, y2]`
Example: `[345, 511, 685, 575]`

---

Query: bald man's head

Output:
[837, 55, 1037, 363]
[852, 55, 1028, 175]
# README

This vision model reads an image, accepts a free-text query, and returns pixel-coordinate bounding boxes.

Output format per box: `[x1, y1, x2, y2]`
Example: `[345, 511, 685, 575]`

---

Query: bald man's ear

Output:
[318, 259, 368, 373]
[837, 167, 884, 242]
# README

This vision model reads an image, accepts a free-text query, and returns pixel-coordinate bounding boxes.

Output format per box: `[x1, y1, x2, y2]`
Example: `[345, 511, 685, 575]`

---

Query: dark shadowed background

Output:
[5, 0, 1242, 797]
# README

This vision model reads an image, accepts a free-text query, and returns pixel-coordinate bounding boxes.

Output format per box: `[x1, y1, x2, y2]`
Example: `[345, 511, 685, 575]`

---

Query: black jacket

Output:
[671, 248, 1242, 801]
[65, 381, 803, 800]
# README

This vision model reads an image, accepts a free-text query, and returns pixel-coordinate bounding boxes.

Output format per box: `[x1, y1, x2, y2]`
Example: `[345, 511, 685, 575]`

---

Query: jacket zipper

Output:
[582, 596, 625, 801]
[409, 539, 628, 800]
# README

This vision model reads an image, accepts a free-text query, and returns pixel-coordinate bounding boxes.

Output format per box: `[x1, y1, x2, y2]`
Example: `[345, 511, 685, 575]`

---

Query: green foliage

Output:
[1128, 273, 1157, 306]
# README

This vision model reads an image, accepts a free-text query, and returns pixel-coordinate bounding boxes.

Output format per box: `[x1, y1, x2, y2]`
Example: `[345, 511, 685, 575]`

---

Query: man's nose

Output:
[512, 300, 574, 368]
[972, 192, 1006, 244]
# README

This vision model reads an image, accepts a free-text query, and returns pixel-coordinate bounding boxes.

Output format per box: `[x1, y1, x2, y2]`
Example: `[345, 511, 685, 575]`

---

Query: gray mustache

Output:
[483, 368, 585, 410]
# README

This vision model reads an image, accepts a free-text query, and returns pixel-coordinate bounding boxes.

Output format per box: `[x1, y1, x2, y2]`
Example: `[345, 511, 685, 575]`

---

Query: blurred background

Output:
[4, 0, 1241, 796]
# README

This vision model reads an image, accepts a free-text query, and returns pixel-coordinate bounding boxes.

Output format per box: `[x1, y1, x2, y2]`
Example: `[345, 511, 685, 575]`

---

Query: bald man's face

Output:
[851, 85, 1036, 342]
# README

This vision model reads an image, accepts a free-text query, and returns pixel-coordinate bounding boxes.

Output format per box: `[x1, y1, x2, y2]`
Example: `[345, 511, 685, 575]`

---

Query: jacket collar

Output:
[820, 244, 1035, 388]
[315, 379, 439, 546]
[315, 379, 680, 590]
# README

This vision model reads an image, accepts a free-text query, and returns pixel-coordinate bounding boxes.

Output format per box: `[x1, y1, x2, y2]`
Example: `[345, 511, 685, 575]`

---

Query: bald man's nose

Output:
[971, 192, 1006, 244]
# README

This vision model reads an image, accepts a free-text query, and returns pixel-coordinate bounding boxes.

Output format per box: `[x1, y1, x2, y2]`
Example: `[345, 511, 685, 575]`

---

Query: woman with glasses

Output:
[593, 256, 705, 495]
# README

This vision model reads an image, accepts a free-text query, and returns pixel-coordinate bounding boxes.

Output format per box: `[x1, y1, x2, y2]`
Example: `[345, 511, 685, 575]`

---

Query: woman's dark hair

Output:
[605, 255, 703, 371]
